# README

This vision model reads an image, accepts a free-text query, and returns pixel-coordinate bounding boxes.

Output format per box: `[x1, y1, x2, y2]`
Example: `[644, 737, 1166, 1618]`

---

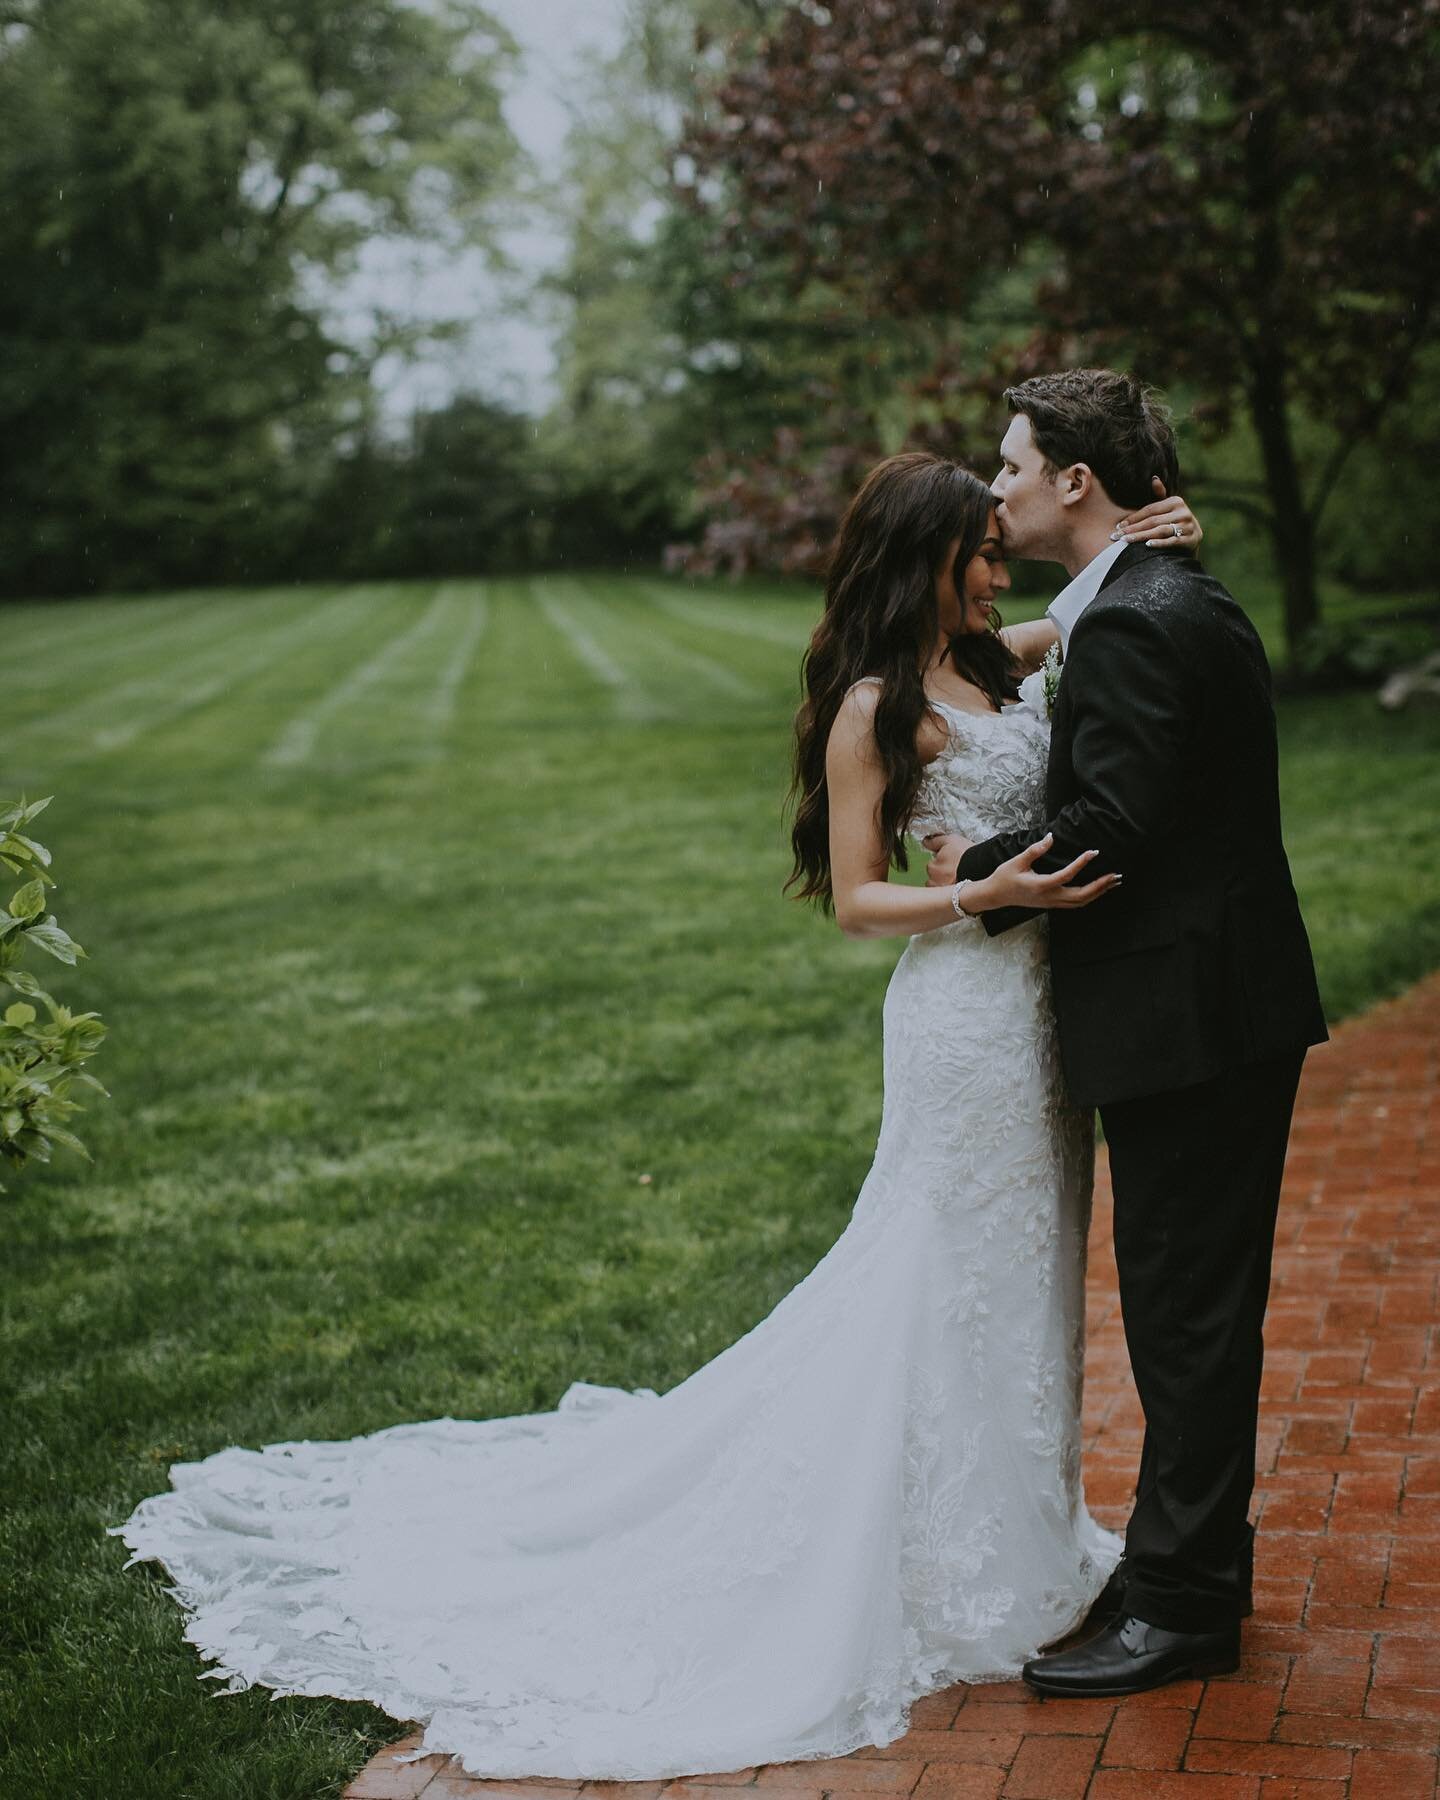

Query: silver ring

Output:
[1171, 522, 1182, 538]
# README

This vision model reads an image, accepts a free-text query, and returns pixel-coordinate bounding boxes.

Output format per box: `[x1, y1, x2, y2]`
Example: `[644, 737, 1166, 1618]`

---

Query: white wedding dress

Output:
[111, 696, 1118, 1781]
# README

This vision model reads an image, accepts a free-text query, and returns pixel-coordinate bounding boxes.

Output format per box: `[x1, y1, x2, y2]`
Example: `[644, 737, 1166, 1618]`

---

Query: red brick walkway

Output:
[347, 976, 1440, 1800]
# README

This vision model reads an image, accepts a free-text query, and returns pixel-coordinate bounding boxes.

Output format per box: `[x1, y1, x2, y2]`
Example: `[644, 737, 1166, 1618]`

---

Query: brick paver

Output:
[347, 976, 1440, 1800]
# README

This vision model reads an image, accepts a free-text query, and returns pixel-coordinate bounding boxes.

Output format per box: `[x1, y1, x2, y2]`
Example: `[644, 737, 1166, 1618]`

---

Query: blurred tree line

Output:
[4, 0, 1438, 669]
[0, 0, 528, 593]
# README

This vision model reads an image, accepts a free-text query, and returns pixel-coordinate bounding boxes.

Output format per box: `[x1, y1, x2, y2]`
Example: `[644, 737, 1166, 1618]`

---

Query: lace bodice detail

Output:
[908, 698, 1051, 845]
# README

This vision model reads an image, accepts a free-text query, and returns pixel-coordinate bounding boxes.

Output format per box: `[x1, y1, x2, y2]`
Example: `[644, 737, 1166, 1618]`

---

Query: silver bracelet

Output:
[950, 880, 973, 919]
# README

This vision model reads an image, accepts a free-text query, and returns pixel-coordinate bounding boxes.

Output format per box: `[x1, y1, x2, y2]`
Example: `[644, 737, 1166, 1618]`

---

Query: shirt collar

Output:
[1045, 537, 1129, 657]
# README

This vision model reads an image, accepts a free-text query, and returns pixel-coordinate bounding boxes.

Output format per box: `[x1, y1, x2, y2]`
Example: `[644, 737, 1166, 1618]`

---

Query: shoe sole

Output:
[1022, 1654, 1240, 1698]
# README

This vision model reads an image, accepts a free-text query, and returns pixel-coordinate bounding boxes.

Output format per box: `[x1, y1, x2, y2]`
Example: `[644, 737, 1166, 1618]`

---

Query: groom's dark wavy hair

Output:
[1005, 368, 1180, 510]
[788, 452, 1018, 909]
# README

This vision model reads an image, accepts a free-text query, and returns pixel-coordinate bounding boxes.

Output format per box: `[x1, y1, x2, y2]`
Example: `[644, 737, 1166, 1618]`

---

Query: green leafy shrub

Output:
[0, 798, 107, 1190]
[1295, 621, 1409, 689]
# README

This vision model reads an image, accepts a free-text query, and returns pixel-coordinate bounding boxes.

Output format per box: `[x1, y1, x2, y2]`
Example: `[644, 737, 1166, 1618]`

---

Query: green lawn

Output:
[3, 572, 1438, 1800]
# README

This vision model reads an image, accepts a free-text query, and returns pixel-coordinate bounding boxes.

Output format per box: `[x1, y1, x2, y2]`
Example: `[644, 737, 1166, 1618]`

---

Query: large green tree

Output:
[687, 0, 1440, 658]
[0, 0, 519, 596]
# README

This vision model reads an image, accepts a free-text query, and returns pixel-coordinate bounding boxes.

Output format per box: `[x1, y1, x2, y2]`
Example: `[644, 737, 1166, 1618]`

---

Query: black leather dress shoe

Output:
[1022, 1613, 1240, 1697]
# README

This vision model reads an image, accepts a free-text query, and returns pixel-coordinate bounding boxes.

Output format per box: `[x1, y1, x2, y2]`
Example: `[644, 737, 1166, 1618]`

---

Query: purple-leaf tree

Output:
[685, 0, 1440, 660]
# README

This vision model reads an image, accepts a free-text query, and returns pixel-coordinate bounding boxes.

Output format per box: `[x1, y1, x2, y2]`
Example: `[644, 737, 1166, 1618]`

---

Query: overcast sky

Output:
[339, 0, 629, 422]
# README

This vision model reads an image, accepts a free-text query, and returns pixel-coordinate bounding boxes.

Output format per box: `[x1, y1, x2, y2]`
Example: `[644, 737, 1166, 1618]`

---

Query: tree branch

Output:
[1182, 482, 1274, 531]
[1306, 275, 1439, 524]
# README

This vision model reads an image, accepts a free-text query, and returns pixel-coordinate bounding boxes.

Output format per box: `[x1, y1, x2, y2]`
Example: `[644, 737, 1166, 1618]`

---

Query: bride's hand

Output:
[1112, 477, 1202, 550]
[966, 833, 1122, 913]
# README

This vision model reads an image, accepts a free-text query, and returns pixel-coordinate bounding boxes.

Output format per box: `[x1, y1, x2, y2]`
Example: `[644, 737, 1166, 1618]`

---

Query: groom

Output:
[930, 368, 1328, 1695]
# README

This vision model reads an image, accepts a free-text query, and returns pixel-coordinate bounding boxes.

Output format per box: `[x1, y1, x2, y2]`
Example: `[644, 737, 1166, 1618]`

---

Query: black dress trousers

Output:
[1098, 1048, 1307, 1633]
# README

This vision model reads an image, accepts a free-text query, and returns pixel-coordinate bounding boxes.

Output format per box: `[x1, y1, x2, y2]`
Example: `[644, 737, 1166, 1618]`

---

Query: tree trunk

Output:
[1242, 103, 1321, 670]
[1246, 353, 1318, 668]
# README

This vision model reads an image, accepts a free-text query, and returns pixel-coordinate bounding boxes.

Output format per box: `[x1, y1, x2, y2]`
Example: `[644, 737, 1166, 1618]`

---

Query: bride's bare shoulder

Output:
[828, 679, 883, 770]
[841, 675, 882, 712]
[831, 677, 947, 766]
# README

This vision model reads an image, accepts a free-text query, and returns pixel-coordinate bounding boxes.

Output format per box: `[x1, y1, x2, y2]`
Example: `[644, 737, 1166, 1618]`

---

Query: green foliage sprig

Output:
[0, 798, 107, 1191]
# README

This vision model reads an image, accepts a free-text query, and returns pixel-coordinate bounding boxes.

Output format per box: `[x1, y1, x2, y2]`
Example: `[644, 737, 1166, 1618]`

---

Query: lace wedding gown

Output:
[111, 697, 1118, 1781]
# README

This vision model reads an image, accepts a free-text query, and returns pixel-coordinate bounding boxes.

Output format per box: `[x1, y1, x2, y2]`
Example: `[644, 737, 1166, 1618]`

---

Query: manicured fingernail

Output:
[1109, 527, 1123, 541]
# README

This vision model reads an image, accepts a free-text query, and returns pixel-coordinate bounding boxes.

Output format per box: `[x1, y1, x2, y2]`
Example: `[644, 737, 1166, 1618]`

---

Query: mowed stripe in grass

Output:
[642, 579, 820, 653]
[3, 588, 218, 691]
[577, 578, 766, 701]
[530, 576, 667, 721]
[420, 582, 491, 749]
[4, 584, 310, 736]
[261, 581, 457, 767]
[5, 584, 387, 761]
[5, 583, 460, 796]
[3, 571, 1439, 1800]
[63, 587, 372, 759]
[574, 576, 780, 704]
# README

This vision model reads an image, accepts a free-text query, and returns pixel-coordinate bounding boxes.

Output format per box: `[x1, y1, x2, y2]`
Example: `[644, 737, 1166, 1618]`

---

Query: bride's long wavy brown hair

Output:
[788, 452, 1018, 909]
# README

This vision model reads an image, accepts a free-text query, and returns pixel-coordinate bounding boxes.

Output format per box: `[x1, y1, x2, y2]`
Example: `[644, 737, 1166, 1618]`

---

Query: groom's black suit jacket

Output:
[957, 543, 1328, 1108]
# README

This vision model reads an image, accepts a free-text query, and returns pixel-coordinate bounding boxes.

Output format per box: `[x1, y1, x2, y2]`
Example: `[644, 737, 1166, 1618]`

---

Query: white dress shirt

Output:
[1046, 537, 1129, 658]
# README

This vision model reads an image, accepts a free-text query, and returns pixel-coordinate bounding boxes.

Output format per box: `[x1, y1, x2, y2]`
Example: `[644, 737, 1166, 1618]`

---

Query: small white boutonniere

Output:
[1018, 643, 1064, 722]
[1042, 642, 1063, 713]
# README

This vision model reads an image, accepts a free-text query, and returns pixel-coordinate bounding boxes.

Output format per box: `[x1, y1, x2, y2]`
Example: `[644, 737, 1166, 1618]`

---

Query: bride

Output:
[112, 453, 1199, 1782]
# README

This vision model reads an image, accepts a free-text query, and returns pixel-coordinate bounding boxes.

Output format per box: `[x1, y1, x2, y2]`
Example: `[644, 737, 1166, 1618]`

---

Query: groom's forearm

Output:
[960, 788, 1157, 938]
[958, 833, 1029, 881]
[958, 835, 1043, 937]
[955, 780, 1174, 939]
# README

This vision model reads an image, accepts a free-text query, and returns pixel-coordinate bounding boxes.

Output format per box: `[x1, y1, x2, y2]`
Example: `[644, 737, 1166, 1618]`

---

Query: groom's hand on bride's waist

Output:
[922, 833, 974, 886]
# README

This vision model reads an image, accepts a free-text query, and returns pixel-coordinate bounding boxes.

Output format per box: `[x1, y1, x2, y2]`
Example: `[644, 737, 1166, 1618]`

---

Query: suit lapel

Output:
[1047, 544, 1181, 810]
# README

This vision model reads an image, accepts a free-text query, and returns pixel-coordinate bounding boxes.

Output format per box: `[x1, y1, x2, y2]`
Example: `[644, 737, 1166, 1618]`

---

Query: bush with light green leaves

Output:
[0, 798, 106, 1191]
